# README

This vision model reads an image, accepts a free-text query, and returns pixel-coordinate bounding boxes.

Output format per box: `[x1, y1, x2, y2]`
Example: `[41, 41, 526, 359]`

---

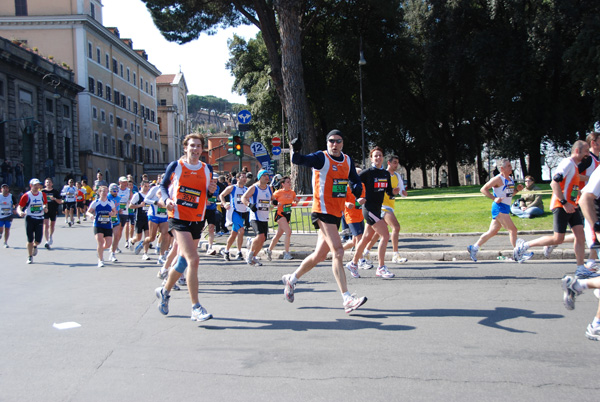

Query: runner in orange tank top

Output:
[281, 129, 367, 313]
[513, 140, 589, 273]
[266, 176, 298, 261]
[154, 134, 217, 323]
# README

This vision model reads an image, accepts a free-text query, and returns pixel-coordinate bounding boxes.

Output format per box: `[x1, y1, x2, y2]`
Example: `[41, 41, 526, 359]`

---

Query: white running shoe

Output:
[283, 252, 292, 260]
[343, 294, 367, 313]
[142, 253, 150, 261]
[26, 256, 32, 264]
[157, 256, 166, 265]
[265, 249, 272, 261]
[543, 245, 555, 258]
[98, 260, 104, 267]
[191, 304, 213, 322]
[586, 324, 600, 341]
[585, 261, 599, 272]
[116, 248, 122, 254]
[48, 237, 53, 246]
[206, 248, 217, 256]
[252, 256, 263, 267]
[376, 265, 395, 279]
[358, 259, 373, 270]
[109, 253, 118, 262]
[282, 274, 295, 303]
[345, 261, 360, 278]
[467, 245, 478, 262]
[246, 251, 256, 266]
[561, 275, 581, 311]
[3, 243, 8, 248]
[594, 289, 600, 299]
[392, 254, 408, 263]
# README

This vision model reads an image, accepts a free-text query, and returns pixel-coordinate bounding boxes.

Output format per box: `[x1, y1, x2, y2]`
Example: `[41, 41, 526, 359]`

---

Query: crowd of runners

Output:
[3, 129, 600, 341]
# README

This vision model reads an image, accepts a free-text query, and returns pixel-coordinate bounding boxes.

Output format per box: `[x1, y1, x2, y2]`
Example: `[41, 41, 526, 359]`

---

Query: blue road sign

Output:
[272, 146, 282, 156]
[237, 110, 252, 124]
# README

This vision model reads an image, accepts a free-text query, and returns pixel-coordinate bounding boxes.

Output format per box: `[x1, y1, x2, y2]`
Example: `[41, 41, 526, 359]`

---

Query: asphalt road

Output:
[1, 218, 598, 402]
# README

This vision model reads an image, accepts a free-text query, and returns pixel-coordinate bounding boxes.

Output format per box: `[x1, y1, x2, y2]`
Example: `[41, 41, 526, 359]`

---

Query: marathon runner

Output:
[155, 133, 217, 322]
[242, 169, 273, 266]
[219, 172, 248, 262]
[345, 147, 399, 279]
[467, 158, 524, 262]
[17, 178, 48, 264]
[281, 129, 367, 313]
[42, 178, 63, 249]
[266, 176, 297, 261]
[0, 183, 16, 248]
[87, 185, 117, 267]
[61, 179, 77, 227]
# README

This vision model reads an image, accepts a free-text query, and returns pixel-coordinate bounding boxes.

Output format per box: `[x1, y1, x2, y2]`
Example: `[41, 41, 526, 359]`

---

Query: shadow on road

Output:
[200, 316, 415, 332]
[347, 307, 563, 334]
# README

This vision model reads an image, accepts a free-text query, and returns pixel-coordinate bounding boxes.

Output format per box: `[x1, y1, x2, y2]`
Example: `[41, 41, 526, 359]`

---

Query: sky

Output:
[102, 0, 259, 104]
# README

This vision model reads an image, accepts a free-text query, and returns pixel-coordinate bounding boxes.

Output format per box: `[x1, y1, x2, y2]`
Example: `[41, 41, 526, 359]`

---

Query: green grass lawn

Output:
[396, 184, 554, 233]
[279, 184, 555, 234]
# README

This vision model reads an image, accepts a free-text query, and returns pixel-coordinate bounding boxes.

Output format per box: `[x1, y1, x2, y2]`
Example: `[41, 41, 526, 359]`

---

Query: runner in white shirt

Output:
[61, 179, 77, 227]
[111, 176, 131, 256]
[0, 183, 16, 248]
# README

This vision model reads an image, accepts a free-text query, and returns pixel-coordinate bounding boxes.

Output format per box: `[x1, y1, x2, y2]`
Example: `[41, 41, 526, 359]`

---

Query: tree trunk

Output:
[274, 0, 318, 193]
[519, 153, 528, 178]
[420, 161, 428, 188]
[441, 123, 460, 186]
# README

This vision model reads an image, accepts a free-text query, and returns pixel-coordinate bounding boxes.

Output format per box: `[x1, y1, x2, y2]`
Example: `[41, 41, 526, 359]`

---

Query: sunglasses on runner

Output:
[328, 138, 343, 144]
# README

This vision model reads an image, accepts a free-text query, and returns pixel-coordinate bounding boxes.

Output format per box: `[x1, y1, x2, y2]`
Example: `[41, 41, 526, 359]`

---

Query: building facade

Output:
[0, 36, 83, 189]
[156, 73, 188, 164]
[0, 0, 162, 184]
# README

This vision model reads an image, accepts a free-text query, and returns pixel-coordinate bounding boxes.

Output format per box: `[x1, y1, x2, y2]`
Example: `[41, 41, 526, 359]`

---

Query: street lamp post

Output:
[359, 38, 367, 168]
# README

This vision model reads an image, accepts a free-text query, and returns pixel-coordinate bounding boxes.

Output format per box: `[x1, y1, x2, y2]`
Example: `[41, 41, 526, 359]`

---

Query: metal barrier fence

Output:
[268, 195, 316, 234]
[269, 206, 316, 234]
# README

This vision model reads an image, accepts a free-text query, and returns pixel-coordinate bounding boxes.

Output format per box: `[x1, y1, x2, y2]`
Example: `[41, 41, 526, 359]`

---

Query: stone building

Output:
[0, 36, 83, 189]
[0, 0, 162, 184]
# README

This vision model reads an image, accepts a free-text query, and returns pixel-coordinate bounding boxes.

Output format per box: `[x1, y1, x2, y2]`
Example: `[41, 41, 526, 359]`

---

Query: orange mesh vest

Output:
[312, 151, 351, 217]
[167, 159, 211, 221]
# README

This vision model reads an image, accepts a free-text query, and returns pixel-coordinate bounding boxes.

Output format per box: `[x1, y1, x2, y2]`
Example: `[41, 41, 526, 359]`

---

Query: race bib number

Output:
[355, 201, 361, 208]
[506, 184, 514, 198]
[208, 196, 217, 204]
[571, 185, 579, 202]
[283, 204, 292, 213]
[374, 178, 388, 191]
[47, 194, 54, 201]
[258, 199, 270, 211]
[119, 202, 127, 210]
[111, 215, 119, 224]
[143, 206, 150, 212]
[30, 205, 42, 213]
[332, 179, 348, 198]
[176, 186, 201, 209]
[157, 207, 167, 214]
[98, 215, 110, 223]
[1, 208, 11, 215]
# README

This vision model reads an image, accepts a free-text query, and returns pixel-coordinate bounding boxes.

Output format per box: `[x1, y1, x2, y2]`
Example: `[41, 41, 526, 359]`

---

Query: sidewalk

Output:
[206, 229, 579, 262]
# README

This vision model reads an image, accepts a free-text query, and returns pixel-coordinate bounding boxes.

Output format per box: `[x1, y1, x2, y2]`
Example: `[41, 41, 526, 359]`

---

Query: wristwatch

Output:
[559, 199, 567, 205]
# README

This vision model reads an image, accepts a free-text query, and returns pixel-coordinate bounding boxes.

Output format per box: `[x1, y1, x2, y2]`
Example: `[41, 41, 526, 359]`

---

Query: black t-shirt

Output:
[131, 192, 149, 223]
[42, 188, 62, 212]
[359, 166, 394, 210]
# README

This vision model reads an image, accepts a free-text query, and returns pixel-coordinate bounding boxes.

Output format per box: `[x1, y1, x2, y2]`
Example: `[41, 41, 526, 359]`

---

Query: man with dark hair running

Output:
[155, 134, 217, 322]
